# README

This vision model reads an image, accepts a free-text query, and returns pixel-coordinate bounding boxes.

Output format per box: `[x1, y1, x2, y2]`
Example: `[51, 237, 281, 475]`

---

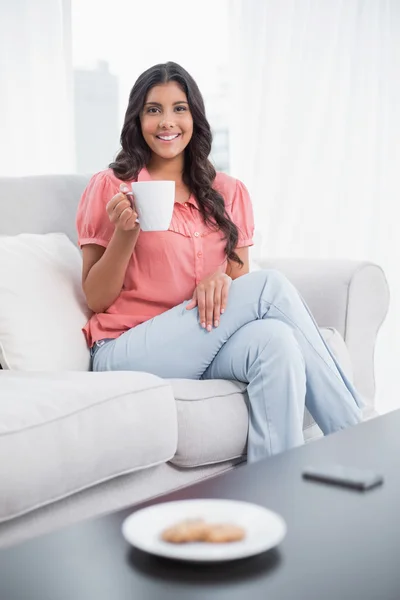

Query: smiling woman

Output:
[75, 60, 364, 464]
[109, 62, 242, 265]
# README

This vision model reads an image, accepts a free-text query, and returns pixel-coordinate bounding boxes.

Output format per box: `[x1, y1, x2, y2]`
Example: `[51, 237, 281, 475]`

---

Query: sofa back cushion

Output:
[0, 174, 90, 244]
[0, 175, 91, 369]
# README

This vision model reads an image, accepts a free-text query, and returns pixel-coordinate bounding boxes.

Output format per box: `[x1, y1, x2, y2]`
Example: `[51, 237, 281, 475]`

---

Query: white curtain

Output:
[0, 0, 75, 176]
[229, 0, 400, 413]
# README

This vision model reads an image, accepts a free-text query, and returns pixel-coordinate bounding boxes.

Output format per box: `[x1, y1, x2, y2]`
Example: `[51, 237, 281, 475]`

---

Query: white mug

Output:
[129, 181, 175, 232]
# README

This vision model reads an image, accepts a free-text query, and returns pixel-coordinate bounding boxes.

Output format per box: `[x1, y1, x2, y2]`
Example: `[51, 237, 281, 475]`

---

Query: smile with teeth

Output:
[156, 134, 181, 142]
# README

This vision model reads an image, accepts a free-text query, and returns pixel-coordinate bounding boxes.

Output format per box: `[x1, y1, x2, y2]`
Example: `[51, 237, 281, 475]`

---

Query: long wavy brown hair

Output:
[109, 61, 243, 267]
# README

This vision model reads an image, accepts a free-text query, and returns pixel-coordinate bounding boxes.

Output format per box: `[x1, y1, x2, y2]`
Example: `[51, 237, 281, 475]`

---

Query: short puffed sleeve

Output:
[227, 179, 255, 248]
[76, 170, 120, 248]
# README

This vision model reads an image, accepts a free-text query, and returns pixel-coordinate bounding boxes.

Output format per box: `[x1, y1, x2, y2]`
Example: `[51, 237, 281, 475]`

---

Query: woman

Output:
[76, 61, 363, 463]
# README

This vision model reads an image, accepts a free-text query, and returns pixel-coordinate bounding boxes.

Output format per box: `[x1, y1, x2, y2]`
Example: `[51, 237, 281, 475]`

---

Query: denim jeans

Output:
[91, 270, 363, 462]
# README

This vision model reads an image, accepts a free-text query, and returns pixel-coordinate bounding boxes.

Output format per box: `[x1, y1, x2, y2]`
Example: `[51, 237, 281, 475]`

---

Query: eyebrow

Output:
[144, 101, 189, 107]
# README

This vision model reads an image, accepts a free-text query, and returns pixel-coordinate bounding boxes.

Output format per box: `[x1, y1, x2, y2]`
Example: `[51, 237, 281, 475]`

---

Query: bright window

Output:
[71, 0, 230, 174]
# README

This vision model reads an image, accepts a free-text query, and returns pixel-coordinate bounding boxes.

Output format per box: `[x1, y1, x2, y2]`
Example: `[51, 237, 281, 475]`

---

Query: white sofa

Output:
[0, 174, 390, 548]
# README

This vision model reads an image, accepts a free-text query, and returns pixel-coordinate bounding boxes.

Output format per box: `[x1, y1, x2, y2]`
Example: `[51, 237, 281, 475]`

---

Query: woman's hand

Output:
[186, 272, 232, 331]
[106, 184, 139, 232]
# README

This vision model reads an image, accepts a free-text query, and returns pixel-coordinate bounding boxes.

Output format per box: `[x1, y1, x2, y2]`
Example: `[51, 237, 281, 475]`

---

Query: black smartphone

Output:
[302, 464, 384, 491]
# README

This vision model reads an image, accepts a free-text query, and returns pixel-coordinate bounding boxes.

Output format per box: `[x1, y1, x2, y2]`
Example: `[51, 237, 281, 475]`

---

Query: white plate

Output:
[122, 499, 287, 562]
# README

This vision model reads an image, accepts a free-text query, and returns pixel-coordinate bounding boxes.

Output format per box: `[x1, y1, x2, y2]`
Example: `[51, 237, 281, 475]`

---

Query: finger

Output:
[221, 277, 231, 314]
[120, 183, 136, 209]
[125, 191, 136, 210]
[186, 290, 198, 310]
[106, 193, 126, 215]
[114, 200, 132, 220]
[125, 209, 138, 223]
[122, 205, 137, 222]
[213, 282, 223, 327]
[119, 207, 133, 226]
[205, 284, 215, 332]
[109, 203, 127, 224]
[124, 212, 139, 230]
[197, 286, 206, 328]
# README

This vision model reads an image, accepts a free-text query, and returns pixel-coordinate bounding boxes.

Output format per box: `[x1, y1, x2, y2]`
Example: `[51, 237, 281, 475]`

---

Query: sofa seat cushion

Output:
[170, 378, 249, 468]
[169, 327, 353, 468]
[0, 371, 177, 522]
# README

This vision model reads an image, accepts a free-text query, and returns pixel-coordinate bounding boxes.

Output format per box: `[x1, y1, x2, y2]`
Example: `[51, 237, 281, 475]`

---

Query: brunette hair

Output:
[109, 61, 242, 266]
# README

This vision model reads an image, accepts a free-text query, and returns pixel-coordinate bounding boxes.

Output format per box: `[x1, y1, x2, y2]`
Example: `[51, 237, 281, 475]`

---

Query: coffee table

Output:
[1, 410, 400, 600]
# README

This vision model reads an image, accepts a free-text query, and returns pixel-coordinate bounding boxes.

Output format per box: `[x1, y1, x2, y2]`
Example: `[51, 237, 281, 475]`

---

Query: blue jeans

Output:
[91, 270, 363, 462]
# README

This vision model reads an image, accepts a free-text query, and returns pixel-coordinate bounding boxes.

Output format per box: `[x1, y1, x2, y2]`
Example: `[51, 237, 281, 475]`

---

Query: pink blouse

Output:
[76, 167, 255, 347]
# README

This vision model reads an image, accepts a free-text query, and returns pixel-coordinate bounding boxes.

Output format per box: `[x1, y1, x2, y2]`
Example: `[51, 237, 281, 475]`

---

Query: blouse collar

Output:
[138, 167, 199, 209]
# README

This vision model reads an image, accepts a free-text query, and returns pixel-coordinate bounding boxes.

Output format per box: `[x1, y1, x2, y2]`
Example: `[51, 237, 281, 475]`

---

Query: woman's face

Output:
[140, 81, 193, 162]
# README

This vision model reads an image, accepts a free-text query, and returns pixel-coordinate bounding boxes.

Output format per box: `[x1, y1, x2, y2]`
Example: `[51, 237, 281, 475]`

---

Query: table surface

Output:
[1, 410, 400, 600]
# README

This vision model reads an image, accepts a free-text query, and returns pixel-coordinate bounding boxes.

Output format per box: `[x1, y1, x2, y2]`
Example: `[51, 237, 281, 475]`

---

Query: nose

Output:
[159, 119, 175, 129]
[159, 112, 176, 129]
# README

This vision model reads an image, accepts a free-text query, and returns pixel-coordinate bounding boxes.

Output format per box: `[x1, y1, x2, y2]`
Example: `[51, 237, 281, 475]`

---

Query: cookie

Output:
[204, 523, 246, 543]
[161, 519, 211, 544]
[161, 519, 246, 544]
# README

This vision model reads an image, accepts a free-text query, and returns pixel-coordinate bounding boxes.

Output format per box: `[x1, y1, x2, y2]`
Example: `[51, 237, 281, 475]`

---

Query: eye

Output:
[175, 105, 187, 112]
[146, 107, 160, 114]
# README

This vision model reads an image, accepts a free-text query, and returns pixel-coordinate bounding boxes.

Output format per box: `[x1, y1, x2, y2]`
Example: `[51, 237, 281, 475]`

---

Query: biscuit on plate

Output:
[204, 523, 246, 543]
[161, 519, 245, 544]
[161, 519, 211, 543]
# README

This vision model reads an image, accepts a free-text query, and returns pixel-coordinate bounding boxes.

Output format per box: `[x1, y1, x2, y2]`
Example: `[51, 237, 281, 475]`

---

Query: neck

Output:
[147, 153, 185, 182]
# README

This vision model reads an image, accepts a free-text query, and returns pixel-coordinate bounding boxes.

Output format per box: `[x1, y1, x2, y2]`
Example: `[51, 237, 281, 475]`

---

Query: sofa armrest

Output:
[255, 258, 390, 406]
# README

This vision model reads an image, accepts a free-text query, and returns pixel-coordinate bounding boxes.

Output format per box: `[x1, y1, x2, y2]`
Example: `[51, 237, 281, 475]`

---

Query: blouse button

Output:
[197, 251, 202, 258]
[194, 232, 200, 237]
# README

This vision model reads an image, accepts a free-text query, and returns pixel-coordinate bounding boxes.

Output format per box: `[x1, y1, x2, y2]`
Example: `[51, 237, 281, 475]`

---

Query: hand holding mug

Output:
[106, 184, 139, 232]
